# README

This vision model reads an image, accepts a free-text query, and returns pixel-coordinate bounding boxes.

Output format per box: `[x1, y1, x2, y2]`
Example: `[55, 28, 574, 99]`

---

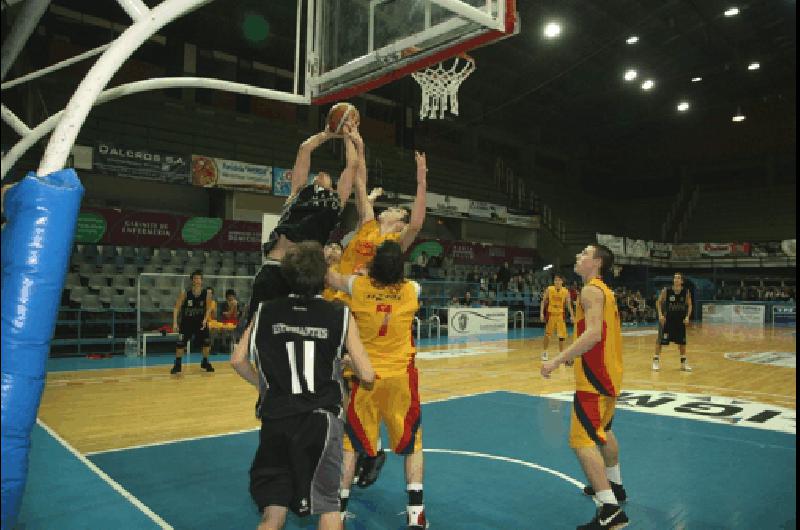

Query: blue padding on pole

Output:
[1, 169, 84, 529]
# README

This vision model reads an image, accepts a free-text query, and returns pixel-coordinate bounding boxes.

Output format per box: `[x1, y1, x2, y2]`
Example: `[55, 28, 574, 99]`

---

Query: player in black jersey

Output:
[248, 121, 360, 325]
[170, 270, 214, 374]
[231, 242, 374, 530]
[653, 272, 693, 372]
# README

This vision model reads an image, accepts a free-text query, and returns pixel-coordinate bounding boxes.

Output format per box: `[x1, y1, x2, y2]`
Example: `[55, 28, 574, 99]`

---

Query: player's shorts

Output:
[344, 366, 422, 457]
[176, 322, 210, 350]
[569, 391, 616, 448]
[249, 410, 343, 517]
[545, 315, 567, 339]
[658, 319, 686, 345]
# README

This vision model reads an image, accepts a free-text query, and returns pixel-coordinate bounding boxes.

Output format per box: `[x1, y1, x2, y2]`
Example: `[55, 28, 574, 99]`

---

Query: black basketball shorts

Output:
[658, 320, 686, 346]
[250, 410, 344, 517]
[176, 322, 210, 349]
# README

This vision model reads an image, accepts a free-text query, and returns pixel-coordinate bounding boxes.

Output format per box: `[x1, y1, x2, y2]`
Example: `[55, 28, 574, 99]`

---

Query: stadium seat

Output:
[80, 294, 102, 311]
[112, 275, 132, 290]
[69, 286, 89, 305]
[100, 263, 116, 275]
[65, 272, 81, 287]
[111, 294, 130, 310]
[100, 245, 118, 263]
[88, 275, 109, 291]
[98, 286, 116, 304]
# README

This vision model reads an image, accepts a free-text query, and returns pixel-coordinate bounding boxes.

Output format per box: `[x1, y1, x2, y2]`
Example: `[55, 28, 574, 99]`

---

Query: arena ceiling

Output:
[3, 0, 796, 181]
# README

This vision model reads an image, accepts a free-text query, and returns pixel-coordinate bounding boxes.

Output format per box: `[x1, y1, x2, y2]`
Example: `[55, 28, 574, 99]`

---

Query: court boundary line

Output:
[36, 418, 174, 529]
[85, 390, 503, 456]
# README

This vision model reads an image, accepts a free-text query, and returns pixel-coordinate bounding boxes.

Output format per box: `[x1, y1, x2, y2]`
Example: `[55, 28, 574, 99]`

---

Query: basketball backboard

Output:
[308, 0, 518, 104]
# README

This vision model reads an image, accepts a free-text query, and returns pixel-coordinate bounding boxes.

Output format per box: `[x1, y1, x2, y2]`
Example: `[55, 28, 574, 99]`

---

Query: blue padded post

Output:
[1, 169, 84, 528]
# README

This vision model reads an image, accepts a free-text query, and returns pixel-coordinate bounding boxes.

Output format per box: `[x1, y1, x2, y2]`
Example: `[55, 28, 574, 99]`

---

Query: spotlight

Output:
[641, 79, 655, 90]
[624, 69, 638, 81]
[543, 22, 562, 39]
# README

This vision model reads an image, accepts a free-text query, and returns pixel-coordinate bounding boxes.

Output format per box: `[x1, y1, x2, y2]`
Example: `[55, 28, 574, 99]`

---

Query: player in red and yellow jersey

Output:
[540, 273, 575, 362]
[327, 240, 428, 530]
[337, 128, 427, 278]
[541, 244, 629, 530]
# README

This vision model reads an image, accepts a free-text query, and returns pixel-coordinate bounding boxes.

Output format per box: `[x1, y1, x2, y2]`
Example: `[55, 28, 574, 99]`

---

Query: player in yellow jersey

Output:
[541, 244, 629, 530]
[540, 273, 575, 363]
[327, 241, 429, 530]
[337, 127, 427, 277]
[321, 242, 343, 302]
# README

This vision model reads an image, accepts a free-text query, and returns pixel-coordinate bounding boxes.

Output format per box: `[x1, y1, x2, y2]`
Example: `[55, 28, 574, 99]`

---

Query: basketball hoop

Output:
[411, 52, 475, 120]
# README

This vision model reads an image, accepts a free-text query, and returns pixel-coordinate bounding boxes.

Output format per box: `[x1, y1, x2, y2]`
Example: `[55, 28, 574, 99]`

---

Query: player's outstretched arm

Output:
[336, 122, 359, 204]
[345, 313, 375, 386]
[541, 286, 604, 378]
[325, 268, 353, 294]
[345, 126, 374, 227]
[231, 321, 260, 388]
[290, 128, 338, 198]
[397, 151, 427, 251]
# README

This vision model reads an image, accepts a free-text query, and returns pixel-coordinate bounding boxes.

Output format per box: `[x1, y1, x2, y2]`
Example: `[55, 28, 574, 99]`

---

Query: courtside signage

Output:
[543, 390, 795, 434]
[447, 307, 508, 337]
[724, 351, 796, 368]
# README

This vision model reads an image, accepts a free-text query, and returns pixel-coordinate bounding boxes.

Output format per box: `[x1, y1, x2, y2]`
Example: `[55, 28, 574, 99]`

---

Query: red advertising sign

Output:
[75, 207, 261, 251]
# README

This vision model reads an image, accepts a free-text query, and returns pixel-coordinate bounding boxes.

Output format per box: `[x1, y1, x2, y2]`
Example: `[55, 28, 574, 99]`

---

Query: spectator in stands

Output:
[497, 262, 512, 291]
[468, 266, 481, 283]
[221, 289, 241, 326]
[449, 295, 461, 307]
[489, 273, 499, 292]
[462, 291, 475, 307]
[413, 251, 429, 279]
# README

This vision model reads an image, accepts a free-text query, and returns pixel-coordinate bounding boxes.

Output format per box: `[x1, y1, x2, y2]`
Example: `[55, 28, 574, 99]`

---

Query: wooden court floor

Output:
[38, 323, 796, 454]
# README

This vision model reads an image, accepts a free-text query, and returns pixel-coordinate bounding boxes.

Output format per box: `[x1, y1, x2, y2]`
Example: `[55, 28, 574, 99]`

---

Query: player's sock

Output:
[340, 488, 350, 519]
[170, 357, 182, 374]
[595, 489, 617, 506]
[407, 484, 426, 528]
[606, 464, 621, 484]
[541, 351, 548, 361]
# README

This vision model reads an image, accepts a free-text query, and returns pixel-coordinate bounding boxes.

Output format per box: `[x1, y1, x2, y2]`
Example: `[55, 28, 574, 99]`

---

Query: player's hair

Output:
[592, 245, 614, 279]
[674, 272, 683, 279]
[554, 273, 564, 281]
[225, 289, 236, 297]
[190, 270, 203, 280]
[281, 241, 326, 297]
[369, 240, 404, 286]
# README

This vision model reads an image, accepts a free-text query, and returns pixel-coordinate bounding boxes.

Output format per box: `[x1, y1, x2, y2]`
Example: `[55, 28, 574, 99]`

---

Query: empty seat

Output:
[234, 266, 249, 277]
[218, 266, 234, 276]
[81, 244, 99, 259]
[111, 294, 130, 309]
[122, 264, 138, 276]
[88, 275, 109, 290]
[121, 246, 137, 260]
[80, 294, 102, 311]
[100, 263, 116, 275]
[142, 263, 160, 274]
[98, 286, 116, 304]
[100, 245, 118, 263]
[65, 272, 81, 287]
[112, 276, 132, 290]
[174, 248, 190, 263]
[69, 286, 89, 304]
[78, 263, 96, 277]
[122, 286, 138, 304]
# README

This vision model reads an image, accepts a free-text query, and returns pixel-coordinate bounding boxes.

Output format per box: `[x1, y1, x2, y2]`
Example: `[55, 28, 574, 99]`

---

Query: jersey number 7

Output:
[376, 304, 393, 337]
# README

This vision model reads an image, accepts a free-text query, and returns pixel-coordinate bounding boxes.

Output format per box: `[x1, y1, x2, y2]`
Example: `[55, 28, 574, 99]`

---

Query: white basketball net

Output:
[411, 56, 475, 120]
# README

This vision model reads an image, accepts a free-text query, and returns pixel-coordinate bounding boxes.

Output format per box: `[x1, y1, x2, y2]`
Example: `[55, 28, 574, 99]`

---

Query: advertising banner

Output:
[596, 234, 625, 256]
[730, 304, 765, 324]
[781, 239, 796, 257]
[702, 303, 733, 323]
[426, 192, 470, 217]
[505, 208, 539, 228]
[649, 241, 672, 259]
[701, 242, 751, 257]
[94, 141, 189, 183]
[74, 207, 261, 251]
[772, 305, 796, 324]
[272, 167, 316, 197]
[468, 200, 507, 222]
[447, 307, 508, 337]
[624, 238, 649, 258]
[191, 155, 272, 193]
[671, 243, 702, 259]
[409, 239, 538, 267]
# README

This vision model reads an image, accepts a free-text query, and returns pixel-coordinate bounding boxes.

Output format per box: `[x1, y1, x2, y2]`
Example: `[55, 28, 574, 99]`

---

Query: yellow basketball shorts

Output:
[343, 366, 422, 457]
[545, 315, 567, 339]
[569, 391, 616, 448]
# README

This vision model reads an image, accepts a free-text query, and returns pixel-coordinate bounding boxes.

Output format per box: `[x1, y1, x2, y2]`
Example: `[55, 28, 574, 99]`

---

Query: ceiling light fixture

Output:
[732, 107, 746, 122]
[543, 22, 562, 39]
[747, 62, 760, 70]
[641, 79, 655, 91]
[724, 7, 740, 17]
[677, 101, 690, 112]
[691, 76, 703, 82]
[624, 69, 638, 81]
[626, 35, 639, 44]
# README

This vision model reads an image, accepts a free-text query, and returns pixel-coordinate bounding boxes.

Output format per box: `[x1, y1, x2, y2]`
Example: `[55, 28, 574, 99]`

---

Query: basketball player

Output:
[337, 127, 427, 276]
[230, 242, 374, 530]
[322, 242, 344, 302]
[652, 272, 692, 372]
[327, 241, 428, 530]
[170, 270, 214, 374]
[540, 273, 575, 363]
[248, 122, 360, 323]
[541, 245, 629, 529]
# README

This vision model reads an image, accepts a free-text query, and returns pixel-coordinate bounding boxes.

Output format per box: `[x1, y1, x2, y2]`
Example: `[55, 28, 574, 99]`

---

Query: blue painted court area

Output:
[19, 391, 795, 529]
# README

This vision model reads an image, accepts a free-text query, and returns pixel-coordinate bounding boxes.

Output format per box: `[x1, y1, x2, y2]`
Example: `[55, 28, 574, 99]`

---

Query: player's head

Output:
[323, 241, 343, 266]
[190, 270, 203, 287]
[554, 274, 564, 288]
[314, 171, 333, 190]
[281, 241, 326, 297]
[574, 245, 614, 280]
[673, 272, 683, 287]
[369, 240, 404, 285]
[225, 289, 236, 302]
[378, 206, 410, 233]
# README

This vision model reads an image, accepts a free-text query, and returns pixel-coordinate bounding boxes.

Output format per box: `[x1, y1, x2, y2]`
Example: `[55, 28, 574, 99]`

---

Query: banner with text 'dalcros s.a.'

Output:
[447, 307, 508, 337]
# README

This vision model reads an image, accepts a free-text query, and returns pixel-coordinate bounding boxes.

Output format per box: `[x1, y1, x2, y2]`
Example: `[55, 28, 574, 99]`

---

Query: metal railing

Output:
[513, 310, 525, 330]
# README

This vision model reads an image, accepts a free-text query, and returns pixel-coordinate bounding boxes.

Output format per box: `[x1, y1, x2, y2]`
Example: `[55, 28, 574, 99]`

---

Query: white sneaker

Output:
[541, 352, 548, 361]
[681, 363, 693, 372]
[652, 359, 660, 371]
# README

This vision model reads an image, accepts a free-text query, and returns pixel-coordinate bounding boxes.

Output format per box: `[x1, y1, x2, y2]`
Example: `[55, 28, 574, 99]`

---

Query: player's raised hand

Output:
[368, 187, 383, 203]
[415, 151, 427, 181]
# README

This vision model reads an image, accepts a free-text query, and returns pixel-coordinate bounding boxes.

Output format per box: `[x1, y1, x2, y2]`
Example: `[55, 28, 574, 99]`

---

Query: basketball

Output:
[326, 102, 359, 134]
